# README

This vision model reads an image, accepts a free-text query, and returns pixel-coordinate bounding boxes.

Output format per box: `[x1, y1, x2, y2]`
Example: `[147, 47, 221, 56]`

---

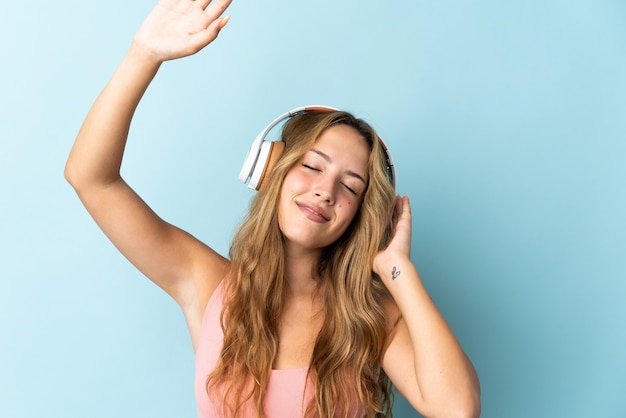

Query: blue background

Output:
[1, 1, 625, 417]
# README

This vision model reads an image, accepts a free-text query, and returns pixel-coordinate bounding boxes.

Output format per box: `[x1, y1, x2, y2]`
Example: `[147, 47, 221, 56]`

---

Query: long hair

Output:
[207, 110, 397, 417]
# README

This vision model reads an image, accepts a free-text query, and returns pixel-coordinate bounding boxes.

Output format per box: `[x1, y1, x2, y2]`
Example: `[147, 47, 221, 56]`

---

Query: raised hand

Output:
[373, 195, 413, 281]
[66, 0, 236, 355]
[132, 0, 232, 63]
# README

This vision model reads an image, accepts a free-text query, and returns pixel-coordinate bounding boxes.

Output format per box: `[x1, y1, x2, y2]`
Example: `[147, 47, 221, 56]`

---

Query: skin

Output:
[65, 1, 481, 416]
[275, 125, 370, 368]
[278, 124, 369, 258]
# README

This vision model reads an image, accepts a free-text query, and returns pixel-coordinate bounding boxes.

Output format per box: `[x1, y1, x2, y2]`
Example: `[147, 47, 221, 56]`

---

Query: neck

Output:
[283, 244, 322, 296]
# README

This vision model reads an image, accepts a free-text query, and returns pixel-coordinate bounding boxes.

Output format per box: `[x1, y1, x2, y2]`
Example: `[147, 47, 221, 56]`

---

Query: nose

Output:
[314, 176, 336, 204]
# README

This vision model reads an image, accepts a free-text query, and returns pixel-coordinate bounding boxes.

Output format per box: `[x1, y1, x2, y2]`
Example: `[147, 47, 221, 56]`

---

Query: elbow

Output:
[64, 159, 86, 193]
[430, 398, 480, 418]
[420, 387, 481, 418]
[445, 389, 481, 418]
[64, 151, 121, 192]
[449, 361, 481, 418]
[426, 400, 481, 418]
[64, 148, 82, 188]
[452, 396, 481, 418]
[64, 155, 106, 192]
[447, 376, 481, 418]
[64, 160, 76, 187]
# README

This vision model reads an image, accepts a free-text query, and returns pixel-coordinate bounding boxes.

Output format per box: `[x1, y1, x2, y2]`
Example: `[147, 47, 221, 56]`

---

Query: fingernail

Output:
[218, 15, 231, 29]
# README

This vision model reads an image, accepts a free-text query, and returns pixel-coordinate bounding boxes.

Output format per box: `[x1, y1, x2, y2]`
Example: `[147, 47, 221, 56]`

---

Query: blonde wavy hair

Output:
[207, 110, 397, 417]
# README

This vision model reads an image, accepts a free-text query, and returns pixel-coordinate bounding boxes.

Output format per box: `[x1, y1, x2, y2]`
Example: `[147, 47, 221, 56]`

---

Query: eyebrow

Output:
[309, 149, 367, 185]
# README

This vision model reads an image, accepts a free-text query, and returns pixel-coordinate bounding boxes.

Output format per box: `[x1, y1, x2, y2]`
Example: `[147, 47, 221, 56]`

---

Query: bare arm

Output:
[376, 196, 481, 417]
[65, 0, 233, 346]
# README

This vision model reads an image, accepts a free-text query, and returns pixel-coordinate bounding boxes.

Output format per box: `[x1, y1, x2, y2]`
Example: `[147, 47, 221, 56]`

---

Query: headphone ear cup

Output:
[256, 141, 285, 191]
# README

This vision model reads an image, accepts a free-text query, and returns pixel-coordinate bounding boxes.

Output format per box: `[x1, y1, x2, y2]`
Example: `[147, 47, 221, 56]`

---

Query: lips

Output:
[296, 202, 330, 223]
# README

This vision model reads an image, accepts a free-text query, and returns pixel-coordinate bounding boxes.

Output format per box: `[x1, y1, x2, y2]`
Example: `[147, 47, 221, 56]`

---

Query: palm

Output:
[134, 0, 232, 61]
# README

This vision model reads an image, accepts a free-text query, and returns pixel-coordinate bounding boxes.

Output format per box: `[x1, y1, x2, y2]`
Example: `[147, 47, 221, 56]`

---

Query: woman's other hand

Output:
[373, 195, 413, 280]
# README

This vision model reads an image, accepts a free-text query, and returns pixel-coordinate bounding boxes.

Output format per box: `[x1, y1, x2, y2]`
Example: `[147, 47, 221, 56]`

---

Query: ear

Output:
[257, 141, 286, 191]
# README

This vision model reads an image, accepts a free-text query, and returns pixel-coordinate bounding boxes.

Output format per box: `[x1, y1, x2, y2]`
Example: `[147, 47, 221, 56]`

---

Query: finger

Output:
[196, 0, 213, 9]
[403, 195, 411, 215]
[218, 14, 230, 29]
[188, 12, 230, 51]
[400, 196, 412, 222]
[205, 0, 232, 20]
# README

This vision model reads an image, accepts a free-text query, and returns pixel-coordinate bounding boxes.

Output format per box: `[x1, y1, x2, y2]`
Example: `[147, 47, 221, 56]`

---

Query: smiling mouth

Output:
[297, 202, 330, 222]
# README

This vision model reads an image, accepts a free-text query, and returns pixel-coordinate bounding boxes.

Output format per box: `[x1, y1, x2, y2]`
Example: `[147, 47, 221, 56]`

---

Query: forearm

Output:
[377, 256, 480, 415]
[66, 0, 232, 190]
[65, 45, 161, 190]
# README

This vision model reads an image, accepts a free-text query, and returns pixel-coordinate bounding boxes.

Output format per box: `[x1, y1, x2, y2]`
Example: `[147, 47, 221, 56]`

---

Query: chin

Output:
[282, 230, 334, 252]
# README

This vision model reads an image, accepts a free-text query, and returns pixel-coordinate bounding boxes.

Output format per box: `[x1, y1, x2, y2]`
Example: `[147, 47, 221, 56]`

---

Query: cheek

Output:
[278, 171, 306, 215]
[336, 201, 353, 214]
[337, 200, 360, 224]
[282, 169, 308, 192]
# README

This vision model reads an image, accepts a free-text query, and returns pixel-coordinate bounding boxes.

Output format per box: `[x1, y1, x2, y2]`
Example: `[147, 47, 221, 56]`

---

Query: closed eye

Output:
[342, 183, 358, 195]
[302, 164, 320, 171]
[303, 162, 360, 196]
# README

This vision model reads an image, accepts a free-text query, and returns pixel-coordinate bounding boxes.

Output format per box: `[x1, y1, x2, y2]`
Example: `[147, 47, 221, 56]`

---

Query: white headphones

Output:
[238, 105, 395, 191]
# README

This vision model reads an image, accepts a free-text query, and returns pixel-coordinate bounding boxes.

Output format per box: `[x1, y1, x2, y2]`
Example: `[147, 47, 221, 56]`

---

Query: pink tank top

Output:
[194, 281, 366, 417]
[194, 281, 316, 417]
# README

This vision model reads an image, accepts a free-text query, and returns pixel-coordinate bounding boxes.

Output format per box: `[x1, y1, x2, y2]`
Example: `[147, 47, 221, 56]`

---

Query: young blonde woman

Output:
[65, 0, 481, 417]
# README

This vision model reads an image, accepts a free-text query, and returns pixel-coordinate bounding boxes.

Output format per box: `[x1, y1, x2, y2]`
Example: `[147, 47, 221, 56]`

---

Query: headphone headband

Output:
[239, 105, 395, 190]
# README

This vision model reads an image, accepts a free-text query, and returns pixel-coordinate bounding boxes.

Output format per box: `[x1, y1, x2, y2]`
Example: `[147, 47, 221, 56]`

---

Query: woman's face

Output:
[277, 124, 370, 254]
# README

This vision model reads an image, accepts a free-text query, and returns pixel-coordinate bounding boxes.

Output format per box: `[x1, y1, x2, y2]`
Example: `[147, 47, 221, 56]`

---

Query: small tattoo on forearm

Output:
[391, 266, 400, 280]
